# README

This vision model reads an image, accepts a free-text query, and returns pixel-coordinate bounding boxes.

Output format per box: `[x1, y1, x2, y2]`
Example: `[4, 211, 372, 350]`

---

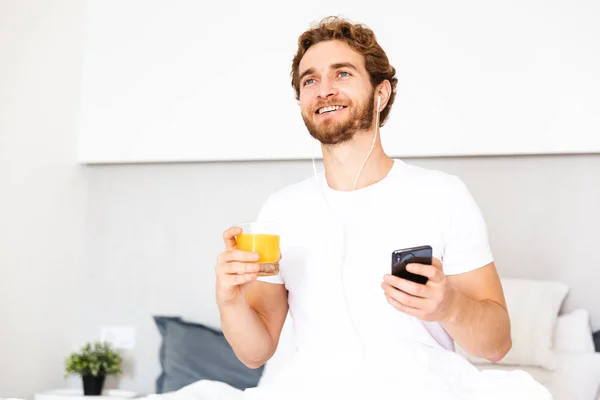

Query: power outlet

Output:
[100, 326, 136, 349]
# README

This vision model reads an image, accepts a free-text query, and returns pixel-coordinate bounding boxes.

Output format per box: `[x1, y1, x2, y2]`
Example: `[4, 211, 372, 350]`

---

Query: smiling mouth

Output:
[316, 105, 347, 115]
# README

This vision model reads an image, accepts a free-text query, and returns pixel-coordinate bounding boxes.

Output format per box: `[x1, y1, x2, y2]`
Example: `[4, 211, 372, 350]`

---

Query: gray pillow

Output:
[154, 316, 264, 393]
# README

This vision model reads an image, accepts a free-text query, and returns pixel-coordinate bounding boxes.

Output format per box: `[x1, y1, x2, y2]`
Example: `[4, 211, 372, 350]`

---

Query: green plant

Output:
[64, 341, 123, 378]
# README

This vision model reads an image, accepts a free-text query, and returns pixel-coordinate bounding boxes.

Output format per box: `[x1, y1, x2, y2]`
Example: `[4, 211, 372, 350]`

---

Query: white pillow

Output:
[458, 278, 569, 370]
[476, 352, 600, 400]
[554, 308, 595, 353]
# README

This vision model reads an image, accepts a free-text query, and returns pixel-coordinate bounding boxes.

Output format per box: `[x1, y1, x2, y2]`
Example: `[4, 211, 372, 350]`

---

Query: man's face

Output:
[298, 40, 375, 145]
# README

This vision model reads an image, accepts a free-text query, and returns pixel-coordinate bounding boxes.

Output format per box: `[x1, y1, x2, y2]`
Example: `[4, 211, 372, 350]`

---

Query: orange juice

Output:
[236, 233, 280, 276]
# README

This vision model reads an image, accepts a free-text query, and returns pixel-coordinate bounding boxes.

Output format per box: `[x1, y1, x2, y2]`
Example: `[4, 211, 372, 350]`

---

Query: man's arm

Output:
[220, 280, 289, 369]
[441, 262, 511, 362]
[382, 260, 511, 362]
[216, 226, 289, 369]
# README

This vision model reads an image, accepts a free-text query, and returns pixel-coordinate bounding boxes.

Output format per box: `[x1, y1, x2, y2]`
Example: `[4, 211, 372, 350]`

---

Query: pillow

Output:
[554, 309, 595, 353]
[153, 316, 264, 393]
[457, 278, 569, 370]
[476, 352, 600, 400]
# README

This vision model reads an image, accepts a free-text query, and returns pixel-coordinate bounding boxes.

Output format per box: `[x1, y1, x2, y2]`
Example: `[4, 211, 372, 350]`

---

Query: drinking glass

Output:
[236, 221, 280, 276]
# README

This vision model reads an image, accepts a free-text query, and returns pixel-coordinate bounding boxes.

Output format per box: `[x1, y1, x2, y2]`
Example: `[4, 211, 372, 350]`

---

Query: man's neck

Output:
[321, 131, 394, 192]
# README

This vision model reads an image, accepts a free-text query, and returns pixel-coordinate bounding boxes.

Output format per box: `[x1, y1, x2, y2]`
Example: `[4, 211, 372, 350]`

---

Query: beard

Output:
[302, 90, 375, 146]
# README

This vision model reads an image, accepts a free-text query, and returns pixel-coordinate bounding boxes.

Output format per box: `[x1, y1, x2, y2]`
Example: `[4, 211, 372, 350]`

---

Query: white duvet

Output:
[146, 343, 555, 400]
[145, 372, 549, 400]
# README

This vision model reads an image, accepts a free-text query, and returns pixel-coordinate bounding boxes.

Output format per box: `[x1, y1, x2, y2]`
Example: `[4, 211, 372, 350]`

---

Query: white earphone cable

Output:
[311, 95, 382, 371]
[352, 96, 381, 191]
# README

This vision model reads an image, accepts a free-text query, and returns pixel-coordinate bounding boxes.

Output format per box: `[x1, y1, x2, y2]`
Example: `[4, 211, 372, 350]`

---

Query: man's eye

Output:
[303, 78, 315, 86]
[339, 71, 350, 78]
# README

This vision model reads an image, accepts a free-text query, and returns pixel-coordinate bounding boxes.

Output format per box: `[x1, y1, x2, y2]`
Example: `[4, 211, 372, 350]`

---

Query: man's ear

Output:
[377, 80, 393, 111]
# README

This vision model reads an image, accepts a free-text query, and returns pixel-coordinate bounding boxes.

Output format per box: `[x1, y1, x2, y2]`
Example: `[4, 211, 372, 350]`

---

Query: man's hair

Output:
[291, 16, 398, 126]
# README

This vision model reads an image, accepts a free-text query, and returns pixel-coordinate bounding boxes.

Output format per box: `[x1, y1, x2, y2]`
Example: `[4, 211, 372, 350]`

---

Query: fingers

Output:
[405, 263, 443, 282]
[215, 236, 263, 292]
[384, 292, 424, 319]
[215, 262, 259, 290]
[383, 274, 431, 298]
[218, 249, 260, 264]
[219, 261, 261, 275]
[228, 272, 259, 286]
[222, 226, 242, 251]
[382, 282, 428, 309]
[216, 268, 259, 295]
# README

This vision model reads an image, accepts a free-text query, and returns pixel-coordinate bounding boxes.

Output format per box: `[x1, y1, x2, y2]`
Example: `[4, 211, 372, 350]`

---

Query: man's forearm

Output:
[441, 290, 512, 362]
[219, 301, 276, 368]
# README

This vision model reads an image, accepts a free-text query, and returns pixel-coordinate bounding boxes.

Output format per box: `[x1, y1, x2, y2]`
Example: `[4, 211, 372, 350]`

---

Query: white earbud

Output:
[377, 95, 381, 111]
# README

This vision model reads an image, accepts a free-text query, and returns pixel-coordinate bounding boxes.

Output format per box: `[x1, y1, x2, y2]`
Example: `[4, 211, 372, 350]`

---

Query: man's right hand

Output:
[215, 226, 261, 307]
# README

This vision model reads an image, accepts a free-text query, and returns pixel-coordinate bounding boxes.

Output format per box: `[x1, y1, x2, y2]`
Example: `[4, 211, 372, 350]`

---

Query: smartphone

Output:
[391, 245, 432, 284]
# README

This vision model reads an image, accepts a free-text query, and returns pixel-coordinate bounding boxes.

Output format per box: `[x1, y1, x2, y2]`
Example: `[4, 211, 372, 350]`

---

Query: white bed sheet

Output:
[145, 352, 600, 400]
[476, 352, 600, 400]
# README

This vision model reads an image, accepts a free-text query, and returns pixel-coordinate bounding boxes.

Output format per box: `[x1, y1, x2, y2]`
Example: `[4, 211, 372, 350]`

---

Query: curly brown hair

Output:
[291, 16, 398, 127]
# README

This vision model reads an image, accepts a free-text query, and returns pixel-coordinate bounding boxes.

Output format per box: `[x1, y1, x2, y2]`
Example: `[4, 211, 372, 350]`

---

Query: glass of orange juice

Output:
[235, 222, 281, 276]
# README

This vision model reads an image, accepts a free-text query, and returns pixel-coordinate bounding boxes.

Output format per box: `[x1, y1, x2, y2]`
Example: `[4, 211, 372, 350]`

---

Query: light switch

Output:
[100, 326, 136, 349]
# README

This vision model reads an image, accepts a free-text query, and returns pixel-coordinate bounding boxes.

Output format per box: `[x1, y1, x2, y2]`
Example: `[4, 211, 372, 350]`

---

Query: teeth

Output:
[318, 105, 344, 114]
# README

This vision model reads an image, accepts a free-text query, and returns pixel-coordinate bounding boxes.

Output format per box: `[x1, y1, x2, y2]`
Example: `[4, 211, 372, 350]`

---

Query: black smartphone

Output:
[391, 245, 432, 284]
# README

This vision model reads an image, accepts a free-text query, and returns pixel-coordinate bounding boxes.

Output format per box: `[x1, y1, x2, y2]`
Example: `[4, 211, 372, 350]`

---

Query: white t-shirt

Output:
[255, 158, 494, 375]
[243, 159, 552, 399]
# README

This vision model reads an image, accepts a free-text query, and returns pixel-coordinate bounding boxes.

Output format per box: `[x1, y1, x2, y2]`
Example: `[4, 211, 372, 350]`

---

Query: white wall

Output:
[2, 1, 600, 398]
[77, 0, 600, 163]
[0, 1, 88, 398]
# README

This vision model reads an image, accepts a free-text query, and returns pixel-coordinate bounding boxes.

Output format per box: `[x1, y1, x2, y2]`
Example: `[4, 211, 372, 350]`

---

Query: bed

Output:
[152, 278, 600, 399]
[477, 352, 600, 400]
[456, 279, 600, 400]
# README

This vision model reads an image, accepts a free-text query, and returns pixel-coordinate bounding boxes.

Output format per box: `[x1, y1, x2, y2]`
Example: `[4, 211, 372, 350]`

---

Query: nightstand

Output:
[35, 389, 140, 400]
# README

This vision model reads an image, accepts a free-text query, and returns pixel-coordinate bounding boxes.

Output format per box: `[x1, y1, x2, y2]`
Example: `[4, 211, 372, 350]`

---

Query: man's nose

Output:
[317, 78, 339, 99]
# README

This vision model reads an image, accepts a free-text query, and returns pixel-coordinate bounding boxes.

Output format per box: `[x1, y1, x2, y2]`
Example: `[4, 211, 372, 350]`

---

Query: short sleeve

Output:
[441, 177, 494, 275]
[255, 195, 285, 285]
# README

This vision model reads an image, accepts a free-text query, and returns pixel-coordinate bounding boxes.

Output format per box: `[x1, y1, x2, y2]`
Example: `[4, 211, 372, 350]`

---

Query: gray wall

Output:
[80, 155, 600, 394]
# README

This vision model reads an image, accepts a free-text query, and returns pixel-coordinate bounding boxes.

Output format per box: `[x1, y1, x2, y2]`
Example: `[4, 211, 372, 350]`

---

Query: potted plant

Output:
[64, 341, 123, 395]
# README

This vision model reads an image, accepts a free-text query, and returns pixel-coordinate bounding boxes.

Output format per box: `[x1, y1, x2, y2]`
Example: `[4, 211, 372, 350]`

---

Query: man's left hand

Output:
[381, 258, 459, 322]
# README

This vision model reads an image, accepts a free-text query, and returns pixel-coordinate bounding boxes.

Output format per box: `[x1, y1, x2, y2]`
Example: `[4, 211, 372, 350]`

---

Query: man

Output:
[215, 16, 552, 399]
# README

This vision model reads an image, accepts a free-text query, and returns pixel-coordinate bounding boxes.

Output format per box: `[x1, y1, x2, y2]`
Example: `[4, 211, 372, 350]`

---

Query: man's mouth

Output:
[316, 105, 347, 115]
